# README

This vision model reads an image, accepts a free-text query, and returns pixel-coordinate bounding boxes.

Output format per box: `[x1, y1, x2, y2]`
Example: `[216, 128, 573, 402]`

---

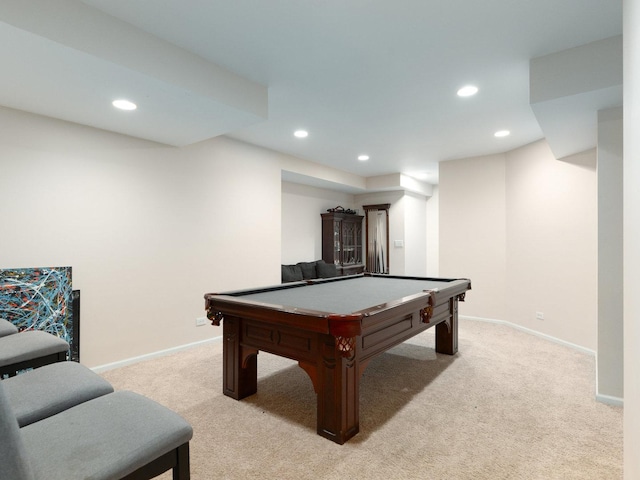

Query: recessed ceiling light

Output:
[112, 99, 137, 111]
[457, 85, 478, 97]
[494, 130, 511, 138]
[358, 155, 369, 161]
[294, 130, 309, 138]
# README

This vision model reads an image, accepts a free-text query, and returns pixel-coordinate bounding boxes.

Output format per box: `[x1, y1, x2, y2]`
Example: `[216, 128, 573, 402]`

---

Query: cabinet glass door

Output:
[342, 221, 360, 265]
[333, 220, 341, 264]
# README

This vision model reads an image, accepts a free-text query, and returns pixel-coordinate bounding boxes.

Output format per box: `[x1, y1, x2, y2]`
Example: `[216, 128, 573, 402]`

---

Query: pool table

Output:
[204, 273, 471, 444]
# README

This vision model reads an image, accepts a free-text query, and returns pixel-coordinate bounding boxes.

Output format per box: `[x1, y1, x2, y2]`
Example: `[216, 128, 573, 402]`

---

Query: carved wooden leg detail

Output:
[222, 316, 258, 399]
[315, 335, 360, 444]
[435, 297, 459, 355]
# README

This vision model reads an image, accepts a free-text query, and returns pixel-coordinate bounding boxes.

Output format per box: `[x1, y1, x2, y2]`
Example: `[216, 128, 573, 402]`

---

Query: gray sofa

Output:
[281, 259, 338, 283]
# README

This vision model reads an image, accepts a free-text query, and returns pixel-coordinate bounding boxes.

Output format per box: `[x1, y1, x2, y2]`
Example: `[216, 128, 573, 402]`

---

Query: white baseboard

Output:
[460, 315, 596, 356]
[91, 335, 223, 373]
[461, 316, 625, 407]
[595, 393, 624, 407]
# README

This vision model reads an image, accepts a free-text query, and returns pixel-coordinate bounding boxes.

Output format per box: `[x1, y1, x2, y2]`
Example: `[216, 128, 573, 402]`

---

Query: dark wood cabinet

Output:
[321, 212, 364, 276]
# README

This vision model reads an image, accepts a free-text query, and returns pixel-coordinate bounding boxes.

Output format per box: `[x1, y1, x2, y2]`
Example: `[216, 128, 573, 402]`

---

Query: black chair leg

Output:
[174, 443, 190, 480]
[122, 442, 190, 480]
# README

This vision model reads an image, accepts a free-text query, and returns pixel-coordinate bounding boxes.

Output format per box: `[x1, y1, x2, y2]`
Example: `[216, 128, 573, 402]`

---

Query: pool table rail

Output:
[205, 294, 345, 334]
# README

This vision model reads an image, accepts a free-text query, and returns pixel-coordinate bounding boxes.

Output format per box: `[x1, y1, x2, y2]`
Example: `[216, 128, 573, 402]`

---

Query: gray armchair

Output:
[0, 380, 193, 480]
[2, 361, 114, 426]
[0, 319, 70, 378]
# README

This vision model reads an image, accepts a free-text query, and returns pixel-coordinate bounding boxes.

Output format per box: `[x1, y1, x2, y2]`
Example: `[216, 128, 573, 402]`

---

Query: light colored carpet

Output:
[101, 319, 622, 480]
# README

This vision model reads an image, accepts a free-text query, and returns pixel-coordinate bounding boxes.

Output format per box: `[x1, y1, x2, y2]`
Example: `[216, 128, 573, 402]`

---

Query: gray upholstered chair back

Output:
[0, 318, 19, 337]
[0, 381, 34, 480]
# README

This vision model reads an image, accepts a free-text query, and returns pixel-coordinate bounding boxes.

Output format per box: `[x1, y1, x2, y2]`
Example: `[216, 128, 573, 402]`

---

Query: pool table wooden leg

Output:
[222, 316, 258, 400]
[315, 335, 360, 444]
[435, 297, 459, 355]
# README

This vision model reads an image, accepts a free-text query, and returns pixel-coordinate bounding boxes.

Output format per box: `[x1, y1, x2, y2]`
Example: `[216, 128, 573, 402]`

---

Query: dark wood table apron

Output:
[204, 273, 471, 444]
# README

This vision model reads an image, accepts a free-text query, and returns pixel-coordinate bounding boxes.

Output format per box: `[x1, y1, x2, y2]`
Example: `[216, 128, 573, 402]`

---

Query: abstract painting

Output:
[0, 267, 73, 358]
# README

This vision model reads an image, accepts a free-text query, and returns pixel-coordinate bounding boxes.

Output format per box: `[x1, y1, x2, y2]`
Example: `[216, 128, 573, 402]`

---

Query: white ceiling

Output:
[0, 1, 622, 185]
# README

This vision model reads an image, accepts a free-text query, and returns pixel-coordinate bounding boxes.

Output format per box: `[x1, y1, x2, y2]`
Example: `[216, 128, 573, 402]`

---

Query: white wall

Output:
[597, 107, 623, 401]
[624, 0, 640, 476]
[505, 141, 597, 350]
[403, 192, 427, 276]
[426, 186, 439, 277]
[281, 182, 355, 263]
[439, 141, 598, 350]
[439, 153, 507, 320]
[0, 106, 282, 367]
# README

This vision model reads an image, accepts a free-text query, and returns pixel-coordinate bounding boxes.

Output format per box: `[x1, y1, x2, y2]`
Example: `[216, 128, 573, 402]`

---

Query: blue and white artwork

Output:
[0, 267, 73, 351]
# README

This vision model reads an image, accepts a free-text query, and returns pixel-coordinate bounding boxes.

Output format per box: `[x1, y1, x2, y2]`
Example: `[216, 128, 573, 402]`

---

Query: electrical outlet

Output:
[196, 317, 208, 327]
[535, 311, 544, 321]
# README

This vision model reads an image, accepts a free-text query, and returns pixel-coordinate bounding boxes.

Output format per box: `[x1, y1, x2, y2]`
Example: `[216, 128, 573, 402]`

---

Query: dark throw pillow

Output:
[296, 261, 318, 280]
[281, 264, 304, 283]
[316, 261, 338, 278]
